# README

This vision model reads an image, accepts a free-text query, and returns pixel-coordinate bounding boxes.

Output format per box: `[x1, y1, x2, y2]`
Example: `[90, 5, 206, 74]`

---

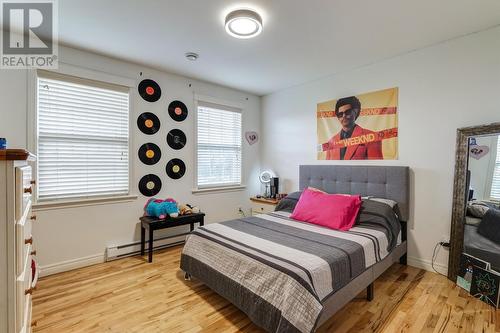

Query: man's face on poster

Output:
[336, 104, 357, 130]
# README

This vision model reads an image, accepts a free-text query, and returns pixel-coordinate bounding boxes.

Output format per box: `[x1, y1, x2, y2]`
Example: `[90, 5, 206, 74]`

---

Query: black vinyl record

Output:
[138, 79, 161, 102]
[167, 129, 186, 150]
[137, 112, 160, 135]
[138, 174, 162, 196]
[138, 143, 161, 165]
[168, 100, 188, 122]
[166, 158, 186, 179]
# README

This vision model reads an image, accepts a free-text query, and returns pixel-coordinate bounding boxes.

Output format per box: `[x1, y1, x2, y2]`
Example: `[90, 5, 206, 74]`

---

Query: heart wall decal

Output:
[245, 131, 259, 145]
[469, 145, 490, 160]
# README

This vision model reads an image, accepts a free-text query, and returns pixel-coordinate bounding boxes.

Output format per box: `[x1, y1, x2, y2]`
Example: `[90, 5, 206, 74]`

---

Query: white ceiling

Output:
[58, 0, 500, 96]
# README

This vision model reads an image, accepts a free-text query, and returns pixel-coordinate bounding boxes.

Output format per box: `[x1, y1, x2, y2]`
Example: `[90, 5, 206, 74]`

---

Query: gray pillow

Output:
[274, 191, 302, 212]
[478, 208, 500, 244]
[467, 201, 490, 218]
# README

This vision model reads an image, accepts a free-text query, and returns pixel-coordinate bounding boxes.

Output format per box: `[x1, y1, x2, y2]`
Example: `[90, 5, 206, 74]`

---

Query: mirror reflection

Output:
[464, 134, 500, 271]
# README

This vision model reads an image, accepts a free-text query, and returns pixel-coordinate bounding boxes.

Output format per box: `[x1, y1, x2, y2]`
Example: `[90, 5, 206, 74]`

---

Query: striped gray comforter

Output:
[180, 201, 400, 333]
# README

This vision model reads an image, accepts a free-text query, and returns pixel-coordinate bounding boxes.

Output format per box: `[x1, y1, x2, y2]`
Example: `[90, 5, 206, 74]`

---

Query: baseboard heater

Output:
[105, 233, 189, 261]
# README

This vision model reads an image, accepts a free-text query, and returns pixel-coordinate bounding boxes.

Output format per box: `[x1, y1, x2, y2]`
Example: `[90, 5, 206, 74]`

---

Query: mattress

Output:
[180, 207, 401, 333]
[464, 224, 500, 271]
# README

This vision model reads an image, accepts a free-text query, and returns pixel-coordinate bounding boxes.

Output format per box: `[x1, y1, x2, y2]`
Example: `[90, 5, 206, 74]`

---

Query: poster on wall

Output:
[317, 87, 399, 160]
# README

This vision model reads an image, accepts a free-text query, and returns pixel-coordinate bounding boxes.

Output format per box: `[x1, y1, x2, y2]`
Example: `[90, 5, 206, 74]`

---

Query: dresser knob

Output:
[31, 250, 37, 256]
[25, 287, 34, 295]
[24, 187, 32, 194]
[30, 180, 36, 185]
[30, 215, 37, 220]
[25, 237, 33, 245]
[31, 320, 38, 327]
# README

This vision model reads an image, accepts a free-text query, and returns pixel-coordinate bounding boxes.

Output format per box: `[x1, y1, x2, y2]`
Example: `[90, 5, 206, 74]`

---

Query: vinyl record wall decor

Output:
[137, 112, 160, 135]
[166, 158, 186, 179]
[138, 79, 161, 102]
[138, 143, 161, 165]
[138, 174, 162, 196]
[167, 129, 186, 150]
[168, 100, 188, 122]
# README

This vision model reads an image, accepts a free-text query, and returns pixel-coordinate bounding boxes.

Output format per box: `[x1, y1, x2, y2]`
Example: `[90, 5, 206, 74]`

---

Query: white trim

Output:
[407, 256, 448, 276]
[29, 65, 135, 204]
[192, 185, 246, 194]
[39, 253, 104, 277]
[485, 136, 499, 200]
[45, 62, 136, 88]
[193, 94, 244, 191]
[194, 93, 244, 109]
[33, 195, 137, 211]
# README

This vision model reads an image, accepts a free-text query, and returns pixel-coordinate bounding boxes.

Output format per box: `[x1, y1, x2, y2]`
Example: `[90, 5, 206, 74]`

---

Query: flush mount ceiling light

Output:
[225, 9, 263, 39]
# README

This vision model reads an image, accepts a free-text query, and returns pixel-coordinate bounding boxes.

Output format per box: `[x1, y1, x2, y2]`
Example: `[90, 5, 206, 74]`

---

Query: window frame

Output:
[193, 95, 245, 193]
[28, 65, 136, 209]
[485, 135, 500, 202]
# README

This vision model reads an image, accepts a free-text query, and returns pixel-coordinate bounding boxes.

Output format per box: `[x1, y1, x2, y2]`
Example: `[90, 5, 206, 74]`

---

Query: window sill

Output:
[33, 194, 138, 211]
[192, 185, 246, 195]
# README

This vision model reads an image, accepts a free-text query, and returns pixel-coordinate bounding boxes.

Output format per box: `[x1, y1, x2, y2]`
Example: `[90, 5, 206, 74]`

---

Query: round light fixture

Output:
[225, 9, 262, 39]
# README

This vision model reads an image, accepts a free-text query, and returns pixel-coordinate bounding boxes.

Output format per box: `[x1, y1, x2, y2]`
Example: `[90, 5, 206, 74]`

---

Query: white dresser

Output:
[250, 197, 280, 216]
[0, 150, 37, 333]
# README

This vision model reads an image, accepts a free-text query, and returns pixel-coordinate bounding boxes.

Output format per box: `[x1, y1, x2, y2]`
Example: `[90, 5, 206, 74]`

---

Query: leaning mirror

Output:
[448, 123, 500, 282]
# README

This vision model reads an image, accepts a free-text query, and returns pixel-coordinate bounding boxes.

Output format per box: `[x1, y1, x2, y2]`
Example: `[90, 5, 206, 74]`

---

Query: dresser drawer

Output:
[250, 202, 276, 215]
[16, 202, 33, 275]
[16, 253, 33, 331]
[15, 165, 33, 221]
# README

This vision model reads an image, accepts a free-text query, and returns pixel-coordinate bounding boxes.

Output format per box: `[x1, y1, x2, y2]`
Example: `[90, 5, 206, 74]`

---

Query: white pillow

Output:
[362, 196, 398, 208]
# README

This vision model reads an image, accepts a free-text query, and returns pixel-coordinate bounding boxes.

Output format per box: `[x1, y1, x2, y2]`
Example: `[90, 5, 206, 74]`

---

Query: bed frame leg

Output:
[399, 253, 407, 265]
[367, 283, 374, 301]
[184, 272, 192, 281]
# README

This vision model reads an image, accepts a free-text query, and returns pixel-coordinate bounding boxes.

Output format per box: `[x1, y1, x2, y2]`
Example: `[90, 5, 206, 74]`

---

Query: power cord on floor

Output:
[431, 241, 449, 276]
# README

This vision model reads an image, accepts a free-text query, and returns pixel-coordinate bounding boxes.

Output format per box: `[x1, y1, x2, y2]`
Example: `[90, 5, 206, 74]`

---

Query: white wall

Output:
[261, 26, 500, 273]
[0, 46, 261, 274]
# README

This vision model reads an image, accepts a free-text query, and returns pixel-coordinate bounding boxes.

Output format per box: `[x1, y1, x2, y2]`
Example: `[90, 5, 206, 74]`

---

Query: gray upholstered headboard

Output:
[299, 165, 410, 221]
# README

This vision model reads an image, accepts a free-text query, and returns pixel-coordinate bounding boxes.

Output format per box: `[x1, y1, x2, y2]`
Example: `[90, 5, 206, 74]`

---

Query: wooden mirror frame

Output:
[448, 122, 500, 281]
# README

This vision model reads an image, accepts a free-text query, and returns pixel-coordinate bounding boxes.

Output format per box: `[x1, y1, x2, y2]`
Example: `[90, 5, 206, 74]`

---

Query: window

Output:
[36, 72, 130, 202]
[490, 137, 500, 201]
[196, 101, 242, 189]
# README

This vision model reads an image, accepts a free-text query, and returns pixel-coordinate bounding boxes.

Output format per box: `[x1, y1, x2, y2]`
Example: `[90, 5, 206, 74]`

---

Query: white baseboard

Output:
[407, 256, 448, 276]
[39, 253, 105, 277]
[38, 252, 449, 278]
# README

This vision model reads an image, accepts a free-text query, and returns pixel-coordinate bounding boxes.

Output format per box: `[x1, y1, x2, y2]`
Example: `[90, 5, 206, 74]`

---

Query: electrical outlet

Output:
[440, 235, 451, 249]
[238, 207, 246, 217]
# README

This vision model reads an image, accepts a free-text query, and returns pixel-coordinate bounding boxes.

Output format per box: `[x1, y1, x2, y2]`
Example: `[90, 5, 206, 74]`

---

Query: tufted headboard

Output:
[299, 165, 410, 222]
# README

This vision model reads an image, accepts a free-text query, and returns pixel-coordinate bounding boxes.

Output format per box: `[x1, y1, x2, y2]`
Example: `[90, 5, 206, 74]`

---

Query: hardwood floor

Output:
[33, 246, 499, 333]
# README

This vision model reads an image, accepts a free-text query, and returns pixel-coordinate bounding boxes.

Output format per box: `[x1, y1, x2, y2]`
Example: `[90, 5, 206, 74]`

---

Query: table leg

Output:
[148, 227, 153, 263]
[200, 217, 204, 227]
[140, 226, 145, 256]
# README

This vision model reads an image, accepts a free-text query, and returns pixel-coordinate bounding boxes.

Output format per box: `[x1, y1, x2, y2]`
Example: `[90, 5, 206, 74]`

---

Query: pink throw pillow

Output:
[290, 189, 361, 231]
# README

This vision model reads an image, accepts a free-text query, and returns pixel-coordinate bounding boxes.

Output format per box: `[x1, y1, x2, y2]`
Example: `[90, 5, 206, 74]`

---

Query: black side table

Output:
[140, 212, 205, 262]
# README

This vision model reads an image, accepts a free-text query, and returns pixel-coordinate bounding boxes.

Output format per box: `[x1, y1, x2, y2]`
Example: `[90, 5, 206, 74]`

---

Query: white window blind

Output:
[37, 73, 130, 201]
[490, 137, 500, 201]
[197, 102, 242, 188]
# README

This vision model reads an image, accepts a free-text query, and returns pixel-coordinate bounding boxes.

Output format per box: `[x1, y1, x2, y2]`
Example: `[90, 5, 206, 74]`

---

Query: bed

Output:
[464, 224, 500, 271]
[180, 165, 409, 333]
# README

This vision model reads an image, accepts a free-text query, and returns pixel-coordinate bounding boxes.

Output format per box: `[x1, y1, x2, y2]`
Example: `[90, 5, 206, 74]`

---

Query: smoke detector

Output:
[185, 52, 199, 61]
